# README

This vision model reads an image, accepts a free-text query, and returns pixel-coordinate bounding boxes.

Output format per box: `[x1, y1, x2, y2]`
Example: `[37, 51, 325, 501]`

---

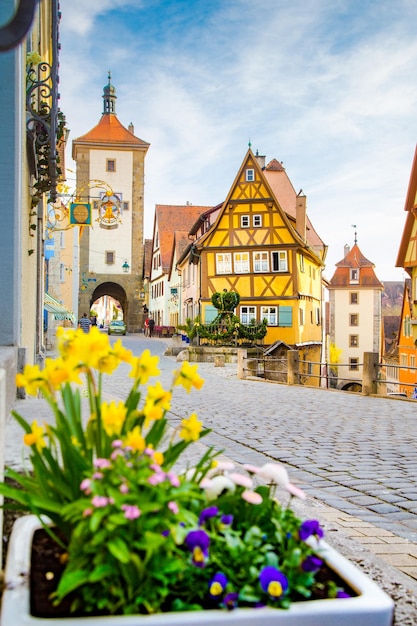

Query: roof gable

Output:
[329, 244, 383, 287]
[397, 145, 417, 270]
[153, 205, 211, 274]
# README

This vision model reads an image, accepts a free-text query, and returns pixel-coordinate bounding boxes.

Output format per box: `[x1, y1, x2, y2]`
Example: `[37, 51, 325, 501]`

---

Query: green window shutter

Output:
[204, 305, 218, 323]
[278, 306, 292, 327]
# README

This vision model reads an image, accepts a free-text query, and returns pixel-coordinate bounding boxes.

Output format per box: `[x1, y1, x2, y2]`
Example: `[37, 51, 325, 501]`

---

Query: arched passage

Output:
[90, 282, 128, 327]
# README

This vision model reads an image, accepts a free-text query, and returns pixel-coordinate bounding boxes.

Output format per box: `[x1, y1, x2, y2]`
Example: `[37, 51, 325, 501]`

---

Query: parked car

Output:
[108, 320, 127, 336]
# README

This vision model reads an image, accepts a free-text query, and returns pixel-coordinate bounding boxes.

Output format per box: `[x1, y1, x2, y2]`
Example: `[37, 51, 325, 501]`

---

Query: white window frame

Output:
[253, 214, 262, 227]
[246, 168, 255, 182]
[253, 251, 269, 272]
[234, 252, 250, 273]
[261, 306, 277, 325]
[241, 215, 250, 228]
[240, 306, 256, 325]
[271, 250, 288, 272]
[216, 253, 232, 274]
[350, 268, 359, 283]
[299, 254, 305, 272]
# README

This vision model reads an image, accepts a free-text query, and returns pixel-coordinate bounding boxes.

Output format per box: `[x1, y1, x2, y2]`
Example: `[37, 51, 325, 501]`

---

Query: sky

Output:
[58, 0, 417, 282]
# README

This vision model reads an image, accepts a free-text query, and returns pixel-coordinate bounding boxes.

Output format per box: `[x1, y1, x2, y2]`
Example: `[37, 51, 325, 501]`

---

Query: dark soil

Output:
[27, 527, 355, 619]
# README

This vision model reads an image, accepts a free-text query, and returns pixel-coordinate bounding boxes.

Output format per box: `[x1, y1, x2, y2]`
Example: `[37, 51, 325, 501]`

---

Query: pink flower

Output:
[94, 458, 111, 469]
[80, 478, 92, 493]
[228, 472, 253, 488]
[148, 473, 165, 485]
[92, 472, 103, 480]
[241, 490, 263, 505]
[121, 504, 141, 520]
[91, 495, 110, 508]
[111, 448, 124, 460]
[83, 507, 93, 517]
[167, 472, 180, 487]
[119, 483, 129, 494]
[112, 439, 123, 448]
[168, 501, 179, 514]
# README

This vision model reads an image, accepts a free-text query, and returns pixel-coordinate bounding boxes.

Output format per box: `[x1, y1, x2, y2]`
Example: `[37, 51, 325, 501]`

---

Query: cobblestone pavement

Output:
[7, 334, 417, 621]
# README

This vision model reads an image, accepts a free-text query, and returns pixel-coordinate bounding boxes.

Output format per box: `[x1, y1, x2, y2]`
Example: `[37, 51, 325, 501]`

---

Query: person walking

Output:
[78, 313, 92, 333]
[144, 317, 150, 337]
[148, 316, 155, 338]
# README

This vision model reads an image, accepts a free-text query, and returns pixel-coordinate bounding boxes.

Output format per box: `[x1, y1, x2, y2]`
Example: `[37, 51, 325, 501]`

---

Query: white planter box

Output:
[1, 516, 394, 626]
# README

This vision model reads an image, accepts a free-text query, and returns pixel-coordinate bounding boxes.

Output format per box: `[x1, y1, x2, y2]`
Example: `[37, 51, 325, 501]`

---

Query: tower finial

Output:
[248, 138, 251, 148]
[351, 224, 357, 245]
[108, 70, 111, 83]
[103, 72, 117, 114]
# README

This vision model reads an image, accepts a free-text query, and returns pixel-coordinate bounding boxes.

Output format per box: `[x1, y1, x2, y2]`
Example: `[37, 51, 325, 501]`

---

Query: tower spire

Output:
[102, 72, 117, 114]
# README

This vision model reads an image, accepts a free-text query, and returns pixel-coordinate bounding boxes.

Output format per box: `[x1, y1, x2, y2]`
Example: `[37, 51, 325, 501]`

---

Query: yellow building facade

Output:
[188, 149, 326, 369]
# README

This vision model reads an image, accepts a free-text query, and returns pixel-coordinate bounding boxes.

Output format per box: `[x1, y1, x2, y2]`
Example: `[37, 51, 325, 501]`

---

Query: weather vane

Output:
[351, 224, 357, 245]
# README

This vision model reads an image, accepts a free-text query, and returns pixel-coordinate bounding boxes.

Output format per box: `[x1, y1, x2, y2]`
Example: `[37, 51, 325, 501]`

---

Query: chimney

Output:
[128, 122, 134, 134]
[255, 150, 266, 169]
[344, 244, 350, 257]
[296, 192, 306, 240]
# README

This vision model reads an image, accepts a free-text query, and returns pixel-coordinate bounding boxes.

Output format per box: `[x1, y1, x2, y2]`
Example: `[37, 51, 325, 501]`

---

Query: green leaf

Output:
[108, 537, 130, 564]
[56, 569, 90, 598]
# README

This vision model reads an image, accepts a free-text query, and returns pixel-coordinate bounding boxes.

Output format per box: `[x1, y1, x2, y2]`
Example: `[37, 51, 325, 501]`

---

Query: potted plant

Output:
[0, 328, 394, 625]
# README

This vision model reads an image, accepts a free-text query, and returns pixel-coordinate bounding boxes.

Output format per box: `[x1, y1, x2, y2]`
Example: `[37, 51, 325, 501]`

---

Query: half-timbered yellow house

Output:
[180, 149, 327, 364]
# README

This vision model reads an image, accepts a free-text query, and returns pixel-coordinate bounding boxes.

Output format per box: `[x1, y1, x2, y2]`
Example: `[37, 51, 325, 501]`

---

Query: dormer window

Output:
[246, 169, 255, 182]
[350, 268, 359, 283]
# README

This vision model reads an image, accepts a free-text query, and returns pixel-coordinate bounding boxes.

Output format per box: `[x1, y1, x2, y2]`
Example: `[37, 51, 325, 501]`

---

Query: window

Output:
[240, 306, 256, 325]
[349, 358, 359, 371]
[299, 308, 304, 326]
[404, 316, 412, 337]
[315, 307, 321, 325]
[349, 334, 359, 347]
[253, 214, 262, 227]
[350, 313, 359, 326]
[411, 355, 416, 371]
[122, 201, 129, 211]
[59, 232, 65, 248]
[241, 215, 250, 228]
[106, 159, 116, 172]
[350, 268, 359, 283]
[253, 251, 269, 272]
[246, 169, 255, 182]
[105, 251, 115, 264]
[350, 292, 358, 304]
[261, 306, 277, 325]
[271, 250, 288, 272]
[278, 306, 292, 327]
[299, 254, 305, 272]
[400, 353, 407, 369]
[60, 263, 65, 282]
[234, 252, 249, 273]
[216, 253, 232, 274]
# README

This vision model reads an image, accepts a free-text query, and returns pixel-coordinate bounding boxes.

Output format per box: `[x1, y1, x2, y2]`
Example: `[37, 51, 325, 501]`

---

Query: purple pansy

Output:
[302, 555, 323, 572]
[185, 529, 210, 567]
[259, 566, 289, 599]
[199, 506, 219, 525]
[220, 514, 233, 526]
[336, 590, 351, 598]
[208, 572, 228, 598]
[298, 519, 324, 541]
[223, 592, 239, 609]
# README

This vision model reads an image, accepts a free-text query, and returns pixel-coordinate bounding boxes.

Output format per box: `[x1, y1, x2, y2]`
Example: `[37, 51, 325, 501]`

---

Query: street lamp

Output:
[122, 260, 130, 273]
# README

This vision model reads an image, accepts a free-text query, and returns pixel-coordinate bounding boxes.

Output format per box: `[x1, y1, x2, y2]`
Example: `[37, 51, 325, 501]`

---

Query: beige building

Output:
[72, 76, 149, 331]
[328, 241, 383, 391]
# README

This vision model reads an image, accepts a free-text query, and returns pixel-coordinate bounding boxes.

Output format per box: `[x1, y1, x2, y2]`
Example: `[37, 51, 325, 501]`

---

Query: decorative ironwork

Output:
[26, 0, 61, 204]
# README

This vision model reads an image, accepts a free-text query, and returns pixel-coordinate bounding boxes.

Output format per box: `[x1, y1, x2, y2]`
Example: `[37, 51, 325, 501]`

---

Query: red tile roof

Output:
[72, 113, 149, 155]
[329, 244, 383, 287]
[154, 205, 211, 273]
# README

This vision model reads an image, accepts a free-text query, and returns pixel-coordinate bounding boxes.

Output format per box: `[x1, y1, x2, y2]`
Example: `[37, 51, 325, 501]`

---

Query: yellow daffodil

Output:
[16, 363, 48, 396]
[180, 413, 203, 442]
[129, 349, 160, 384]
[23, 420, 47, 452]
[43, 356, 82, 389]
[153, 450, 164, 466]
[101, 401, 127, 437]
[112, 339, 133, 363]
[146, 381, 172, 410]
[173, 361, 204, 393]
[124, 426, 145, 452]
